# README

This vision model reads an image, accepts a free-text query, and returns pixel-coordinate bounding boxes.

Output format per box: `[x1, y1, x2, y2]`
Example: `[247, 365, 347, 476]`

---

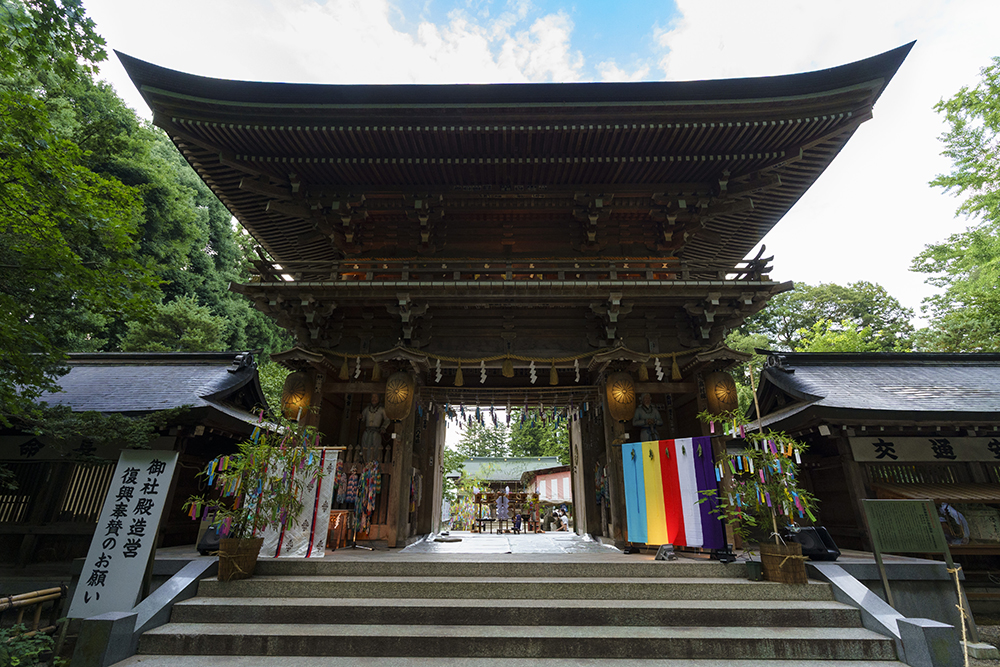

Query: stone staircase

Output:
[122, 558, 906, 666]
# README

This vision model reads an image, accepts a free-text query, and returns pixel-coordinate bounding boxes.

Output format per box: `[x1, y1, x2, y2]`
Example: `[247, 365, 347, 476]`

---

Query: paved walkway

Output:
[401, 531, 621, 555]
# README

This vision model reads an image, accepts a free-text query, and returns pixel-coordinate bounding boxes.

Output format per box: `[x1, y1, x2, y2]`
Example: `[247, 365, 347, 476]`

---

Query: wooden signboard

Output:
[862, 498, 979, 643]
[68, 450, 178, 619]
[850, 436, 1000, 463]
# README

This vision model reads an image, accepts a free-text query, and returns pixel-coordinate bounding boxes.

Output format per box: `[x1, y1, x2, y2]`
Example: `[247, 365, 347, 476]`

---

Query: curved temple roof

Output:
[119, 45, 912, 270]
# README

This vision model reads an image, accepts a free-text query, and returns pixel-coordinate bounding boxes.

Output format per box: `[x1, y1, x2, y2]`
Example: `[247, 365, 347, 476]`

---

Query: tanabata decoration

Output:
[697, 408, 817, 550]
[184, 416, 328, 551]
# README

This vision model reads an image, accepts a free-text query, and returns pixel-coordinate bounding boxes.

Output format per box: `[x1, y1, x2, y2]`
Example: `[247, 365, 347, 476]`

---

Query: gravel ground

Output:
[970, 621, 1000, 666]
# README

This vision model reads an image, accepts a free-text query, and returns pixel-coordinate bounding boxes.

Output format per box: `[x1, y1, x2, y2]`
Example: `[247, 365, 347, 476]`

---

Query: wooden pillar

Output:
[430, 412, 446, 535]
[569, 417, 587, 535]
[17, 461, 71, 567]
[386, 408, 416, 548]
[599, 380, 626, 544]
[836, 436, 873, 551]
[581, 418, 603, 537]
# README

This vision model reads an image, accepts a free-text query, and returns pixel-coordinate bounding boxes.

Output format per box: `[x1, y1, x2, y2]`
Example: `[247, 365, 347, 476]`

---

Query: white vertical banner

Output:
[260, 449, 338, 558]
[68, 450, 178, 619]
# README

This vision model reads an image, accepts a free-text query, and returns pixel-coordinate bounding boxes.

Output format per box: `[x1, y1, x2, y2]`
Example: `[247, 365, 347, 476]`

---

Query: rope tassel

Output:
[549, 362, 558, 386]
[339, 356, 349, 380]
[454, 361, 464, 387]
[671, 354, 682, 380]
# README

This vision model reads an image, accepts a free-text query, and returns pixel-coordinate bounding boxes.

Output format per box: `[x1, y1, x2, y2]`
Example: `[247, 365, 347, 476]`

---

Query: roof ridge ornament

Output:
[766, 353, 793, 373]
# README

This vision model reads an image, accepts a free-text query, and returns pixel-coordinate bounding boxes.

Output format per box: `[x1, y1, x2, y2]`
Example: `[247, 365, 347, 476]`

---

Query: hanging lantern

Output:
[281, 370, 313, 420]
[605, 371, 636, 422]
[384, 371, 416, 421]
[705, 371, 739, 415]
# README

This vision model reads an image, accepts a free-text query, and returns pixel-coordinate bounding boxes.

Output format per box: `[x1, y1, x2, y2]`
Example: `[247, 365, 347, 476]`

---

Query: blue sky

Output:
[383, 0, 679, 79]
[86, 0, 1000, 323]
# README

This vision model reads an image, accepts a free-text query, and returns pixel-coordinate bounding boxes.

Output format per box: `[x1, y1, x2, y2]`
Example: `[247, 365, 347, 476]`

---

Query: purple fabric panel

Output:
[693, 436, 725, 550]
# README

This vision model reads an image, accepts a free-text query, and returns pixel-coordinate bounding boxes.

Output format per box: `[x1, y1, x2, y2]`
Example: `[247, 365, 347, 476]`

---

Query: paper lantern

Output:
[605, 371, 636, 422]
[705, 371, 739, 415]
[384, 371, 416, 421]
[281, 370, 313, 420]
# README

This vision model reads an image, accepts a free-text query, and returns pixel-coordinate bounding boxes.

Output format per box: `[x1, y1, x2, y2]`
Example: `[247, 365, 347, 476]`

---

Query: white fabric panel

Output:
[260, 449, 338, 558]
[539, 478, 546, 499]
[674, 438, 703, 547]
[562, 476, 569, 501]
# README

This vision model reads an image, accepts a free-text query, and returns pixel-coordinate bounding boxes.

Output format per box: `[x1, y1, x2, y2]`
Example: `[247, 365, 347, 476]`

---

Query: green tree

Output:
[119, 295, 227, 352]
[793, 318, 882, 353]
[722, 330, 770, 414]
[508, 409, 570, 463]
[739, 282, 914, 352]
[0, 0, 158, 421]
[455, 420, 510, 458]
[912, 59, 1000, 351]
[255, 359, 291, 415]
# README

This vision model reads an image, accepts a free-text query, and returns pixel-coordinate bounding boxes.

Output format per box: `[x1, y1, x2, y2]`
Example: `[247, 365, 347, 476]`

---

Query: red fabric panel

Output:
[659, 439, 686, 546]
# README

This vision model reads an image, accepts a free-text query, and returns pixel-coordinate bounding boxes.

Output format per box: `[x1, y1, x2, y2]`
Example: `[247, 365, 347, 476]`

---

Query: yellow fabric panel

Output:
[642, 441, 669, 545]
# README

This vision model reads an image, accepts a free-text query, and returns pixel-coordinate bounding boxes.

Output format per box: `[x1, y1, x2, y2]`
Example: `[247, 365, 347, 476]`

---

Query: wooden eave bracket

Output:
[270, 346, 337, 373]
[682, 343, 753, 374]
[587, 344, 650, 374]
[371, 345, 431, 374]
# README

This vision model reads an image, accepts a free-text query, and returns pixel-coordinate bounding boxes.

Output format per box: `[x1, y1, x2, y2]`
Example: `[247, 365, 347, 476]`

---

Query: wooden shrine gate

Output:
[120, 44, 910, 549]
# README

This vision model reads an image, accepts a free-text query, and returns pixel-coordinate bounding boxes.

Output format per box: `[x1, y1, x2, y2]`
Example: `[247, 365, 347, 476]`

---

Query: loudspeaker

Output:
[786, 526, 840, 561]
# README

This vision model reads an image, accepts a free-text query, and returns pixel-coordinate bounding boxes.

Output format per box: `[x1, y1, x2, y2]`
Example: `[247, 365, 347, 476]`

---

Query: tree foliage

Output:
[120, 295, 228, 352]
[912, 57, 1000, 352]
[508, 409, 570, 463]
[738, 282, 914, 352]
[0, 0, 291, 424]
[256, 359, 291, 416]
[0, 0, 157, 420]
[452, 409, 570, 462]
[455, 420, 511, 458]
[793, 318, 883, 353]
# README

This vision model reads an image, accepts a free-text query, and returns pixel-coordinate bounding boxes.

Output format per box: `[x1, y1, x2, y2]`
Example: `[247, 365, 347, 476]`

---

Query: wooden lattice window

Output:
[57, 462, 115, 523]
[0, 462, 50, 523]
[867, 463, 961, 485]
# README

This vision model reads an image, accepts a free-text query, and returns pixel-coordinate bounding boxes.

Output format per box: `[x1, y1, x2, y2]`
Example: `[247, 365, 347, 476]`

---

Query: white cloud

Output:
[88, 0, 582, 110]
[500, 12, 584, 82]
[597, 60, 650, 82]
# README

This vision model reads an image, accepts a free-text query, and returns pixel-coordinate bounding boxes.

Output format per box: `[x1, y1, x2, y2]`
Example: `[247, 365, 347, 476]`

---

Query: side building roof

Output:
[36, 352, 269, 434]
[750, 350, 1000, 430]
[451, 456, 564, 482]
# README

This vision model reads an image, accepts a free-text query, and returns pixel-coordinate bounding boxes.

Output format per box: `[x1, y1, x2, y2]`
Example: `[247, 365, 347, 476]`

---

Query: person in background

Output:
[556, 509, 570, 531]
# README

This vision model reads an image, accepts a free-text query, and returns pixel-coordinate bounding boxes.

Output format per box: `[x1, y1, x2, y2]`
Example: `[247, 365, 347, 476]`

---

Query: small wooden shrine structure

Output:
[120, 44, 911, 548]
[0, 352, 268, 565]
[749, 350, 1000, 561]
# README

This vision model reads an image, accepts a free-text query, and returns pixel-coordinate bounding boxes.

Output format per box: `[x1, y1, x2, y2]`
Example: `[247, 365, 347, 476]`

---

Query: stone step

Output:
[196, 576, 834, 601]
[138, 623, 898, 660]
[171, 597, 861, 628]
[253, 559, 746, 579]
[115, 656, 908, 667]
